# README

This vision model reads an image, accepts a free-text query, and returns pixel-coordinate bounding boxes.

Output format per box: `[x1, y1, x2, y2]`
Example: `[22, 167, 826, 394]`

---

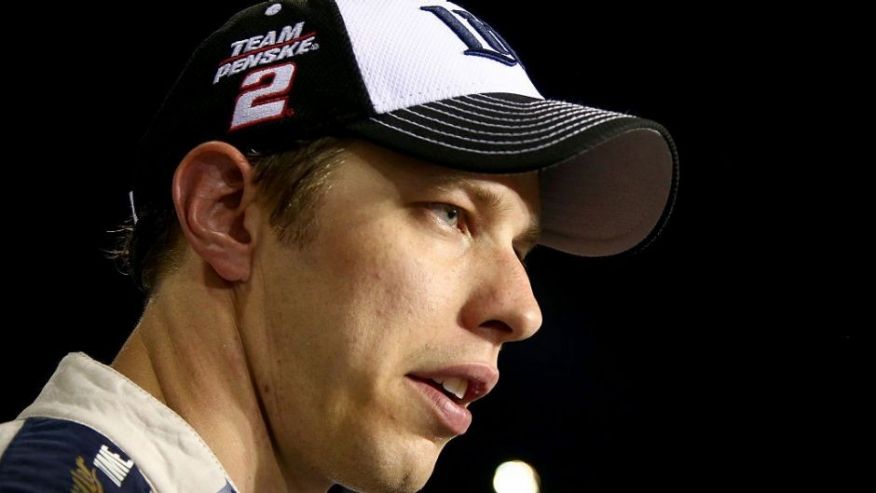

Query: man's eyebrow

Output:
[426, 174, 542, 256]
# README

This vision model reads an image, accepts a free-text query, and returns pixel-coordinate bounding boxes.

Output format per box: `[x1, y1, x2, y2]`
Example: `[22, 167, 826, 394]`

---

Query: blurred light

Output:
[493, 460, 540, 493]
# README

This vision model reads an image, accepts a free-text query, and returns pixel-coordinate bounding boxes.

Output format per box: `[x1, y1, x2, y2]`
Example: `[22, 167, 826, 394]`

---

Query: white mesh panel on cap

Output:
[334, 0, 542, 113]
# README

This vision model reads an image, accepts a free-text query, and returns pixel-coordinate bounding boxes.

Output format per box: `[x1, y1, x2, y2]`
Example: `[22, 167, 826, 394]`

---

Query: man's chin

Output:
[339, 437, 442, 493]
[338, 467, 434, 493]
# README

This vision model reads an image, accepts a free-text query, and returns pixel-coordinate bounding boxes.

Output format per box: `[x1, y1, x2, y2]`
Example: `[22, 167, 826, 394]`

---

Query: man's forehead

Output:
[348, 139, 537, 197]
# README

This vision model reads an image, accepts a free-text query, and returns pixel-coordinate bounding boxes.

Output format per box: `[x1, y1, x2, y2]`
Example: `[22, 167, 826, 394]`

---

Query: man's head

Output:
[224, 138, 540, 491]
[110, 0, 678, 490]
[117, 135, 540, 491]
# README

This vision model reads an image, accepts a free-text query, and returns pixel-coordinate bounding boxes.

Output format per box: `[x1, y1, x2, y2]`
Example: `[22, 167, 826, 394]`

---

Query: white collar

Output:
[17, 352, 240, 493]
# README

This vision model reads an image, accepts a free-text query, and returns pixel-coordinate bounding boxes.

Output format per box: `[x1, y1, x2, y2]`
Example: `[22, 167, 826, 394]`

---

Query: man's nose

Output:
[463, 248, 543, 345]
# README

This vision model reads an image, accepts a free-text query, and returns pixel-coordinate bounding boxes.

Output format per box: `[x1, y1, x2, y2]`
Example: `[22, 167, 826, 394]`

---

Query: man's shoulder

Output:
[0, 416, 154, 492]
[0, 418, 26, 459]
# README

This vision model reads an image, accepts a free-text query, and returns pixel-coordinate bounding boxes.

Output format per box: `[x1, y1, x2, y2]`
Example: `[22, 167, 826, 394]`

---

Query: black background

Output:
[2, 1, 861, 492]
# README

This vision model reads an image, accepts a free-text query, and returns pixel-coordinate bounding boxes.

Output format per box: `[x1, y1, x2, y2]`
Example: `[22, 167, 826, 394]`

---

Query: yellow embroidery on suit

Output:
[70, 455, 104, 493]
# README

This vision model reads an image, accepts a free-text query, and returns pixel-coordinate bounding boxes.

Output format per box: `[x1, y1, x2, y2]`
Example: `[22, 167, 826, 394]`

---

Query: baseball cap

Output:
[131, 0, 679, 258]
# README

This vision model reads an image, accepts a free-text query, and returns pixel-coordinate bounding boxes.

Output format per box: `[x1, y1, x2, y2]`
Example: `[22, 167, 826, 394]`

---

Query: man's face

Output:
[238, 139, 543, 492]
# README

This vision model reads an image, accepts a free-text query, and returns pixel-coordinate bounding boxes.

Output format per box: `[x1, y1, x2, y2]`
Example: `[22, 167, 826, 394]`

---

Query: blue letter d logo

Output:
[422, 6, 521, 67]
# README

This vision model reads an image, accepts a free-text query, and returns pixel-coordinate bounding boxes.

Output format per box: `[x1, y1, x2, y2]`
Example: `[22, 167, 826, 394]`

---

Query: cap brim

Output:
[346, 92, 679, 257]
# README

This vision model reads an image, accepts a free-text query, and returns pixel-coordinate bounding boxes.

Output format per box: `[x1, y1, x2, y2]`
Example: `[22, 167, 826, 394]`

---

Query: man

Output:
[0, 1, 678, 492]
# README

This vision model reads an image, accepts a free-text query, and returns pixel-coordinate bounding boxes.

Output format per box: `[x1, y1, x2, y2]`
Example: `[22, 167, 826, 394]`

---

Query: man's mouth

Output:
[407, 364, 499, 407]
[405, 364, 500, 436]
[410, 375, 468, 402]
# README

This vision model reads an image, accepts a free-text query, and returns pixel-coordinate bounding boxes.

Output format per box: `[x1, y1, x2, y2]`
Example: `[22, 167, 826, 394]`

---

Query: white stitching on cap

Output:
[437, 99, 573, 117]
[456, 98, 604, 118]
[460, 95, 576, 112]
[368, 114, 627, 154]
[382, 111, 622, 146]
[440, 97, 624, 119]
[462, 95, 573, 111]
[470, 94, 618, 113]
[401, 105, 618, 136]
[442, 98, 578, 117]
[472, 94, 549, 107]
[429, 100, 595, 124]
[414, 103, 596, 129]
[414, 102, 606, 129]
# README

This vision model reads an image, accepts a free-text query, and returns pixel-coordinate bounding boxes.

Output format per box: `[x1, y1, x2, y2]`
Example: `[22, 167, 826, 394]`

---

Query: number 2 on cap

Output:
[230, 63, 297, 131]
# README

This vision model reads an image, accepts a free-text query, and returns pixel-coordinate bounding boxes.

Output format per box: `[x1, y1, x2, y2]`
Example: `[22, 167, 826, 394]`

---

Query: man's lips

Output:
[407, 364, 500, 407]
[405, 364, 499, 436]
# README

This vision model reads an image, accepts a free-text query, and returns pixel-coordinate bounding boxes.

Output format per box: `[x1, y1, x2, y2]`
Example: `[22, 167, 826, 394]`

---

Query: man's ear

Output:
[171, 141, 261, 283]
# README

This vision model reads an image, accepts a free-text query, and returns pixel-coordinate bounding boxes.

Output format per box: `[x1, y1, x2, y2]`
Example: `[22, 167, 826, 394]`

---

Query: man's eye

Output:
[430, 203, 464, 230]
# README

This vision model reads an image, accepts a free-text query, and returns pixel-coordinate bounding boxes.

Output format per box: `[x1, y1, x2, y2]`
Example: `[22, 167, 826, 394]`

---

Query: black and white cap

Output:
[133, 0, 679, 257]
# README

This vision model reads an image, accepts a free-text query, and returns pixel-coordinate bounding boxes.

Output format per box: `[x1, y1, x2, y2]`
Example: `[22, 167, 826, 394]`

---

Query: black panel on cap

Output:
[133, 0, 372, 213]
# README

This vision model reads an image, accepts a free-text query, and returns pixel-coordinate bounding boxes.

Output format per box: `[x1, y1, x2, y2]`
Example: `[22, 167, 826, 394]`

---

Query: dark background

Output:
[2, 1, 860, 492]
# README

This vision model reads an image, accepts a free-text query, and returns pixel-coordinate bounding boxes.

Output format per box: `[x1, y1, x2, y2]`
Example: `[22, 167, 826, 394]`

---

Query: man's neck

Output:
[110, 275, 328, 493]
